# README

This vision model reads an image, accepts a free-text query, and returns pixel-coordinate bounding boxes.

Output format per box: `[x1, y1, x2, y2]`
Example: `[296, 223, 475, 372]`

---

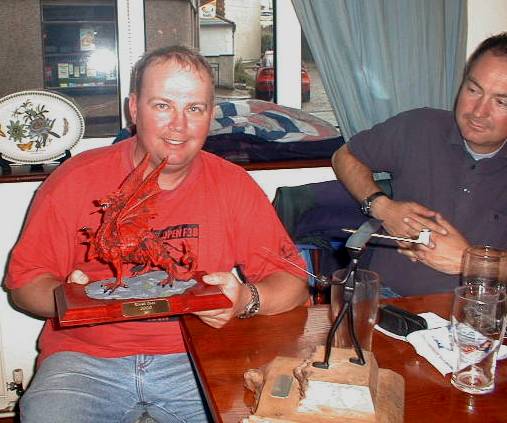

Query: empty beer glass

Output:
[462, 245, 506, 288]
[451, 285, 507, 394]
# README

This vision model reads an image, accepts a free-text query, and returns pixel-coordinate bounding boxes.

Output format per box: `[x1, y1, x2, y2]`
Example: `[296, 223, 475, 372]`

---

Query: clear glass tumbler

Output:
[330, 268, 380, 351]
[461, 245, 506, 288]
[451, 285, 507, 394]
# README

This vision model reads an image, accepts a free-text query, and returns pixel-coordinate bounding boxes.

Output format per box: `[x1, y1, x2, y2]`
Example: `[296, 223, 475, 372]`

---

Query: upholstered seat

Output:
[272, 178, 391, 302]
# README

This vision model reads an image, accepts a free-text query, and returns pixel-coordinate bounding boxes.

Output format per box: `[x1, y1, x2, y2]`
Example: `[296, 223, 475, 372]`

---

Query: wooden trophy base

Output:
[245, 346, 404, 423]
[55, 271, 231, 327]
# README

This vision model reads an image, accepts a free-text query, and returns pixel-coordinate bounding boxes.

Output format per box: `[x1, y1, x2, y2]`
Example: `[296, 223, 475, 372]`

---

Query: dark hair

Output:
[131, 45, 215, 99]
[464, 32, 507, 77]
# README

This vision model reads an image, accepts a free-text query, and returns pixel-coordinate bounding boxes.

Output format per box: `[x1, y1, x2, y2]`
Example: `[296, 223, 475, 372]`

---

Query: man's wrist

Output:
[237, 282, 260, 319]
[361, 191, 389, 218]
[369, 194, 391, 219]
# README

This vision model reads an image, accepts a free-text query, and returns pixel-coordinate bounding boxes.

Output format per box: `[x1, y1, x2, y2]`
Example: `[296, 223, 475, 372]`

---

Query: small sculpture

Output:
[81, 154, 197, 293]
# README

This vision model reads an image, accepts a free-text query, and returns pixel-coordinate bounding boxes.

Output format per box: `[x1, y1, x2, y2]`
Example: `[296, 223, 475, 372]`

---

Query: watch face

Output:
[361, 192, 386, 217]
[360, 200, 370, 216]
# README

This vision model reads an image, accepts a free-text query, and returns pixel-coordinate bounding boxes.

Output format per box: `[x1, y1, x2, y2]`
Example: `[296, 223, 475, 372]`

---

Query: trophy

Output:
[55, 154, 231, 326]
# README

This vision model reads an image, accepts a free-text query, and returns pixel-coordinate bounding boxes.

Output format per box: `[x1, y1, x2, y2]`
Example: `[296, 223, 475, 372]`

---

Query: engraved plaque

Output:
[122, 299, 170, 317]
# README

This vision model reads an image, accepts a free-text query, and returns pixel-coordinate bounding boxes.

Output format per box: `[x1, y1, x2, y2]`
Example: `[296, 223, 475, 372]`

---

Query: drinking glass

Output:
[330, 268, 380, 351]
[462, 245, 506, 288]
[451, 285, 507, 394]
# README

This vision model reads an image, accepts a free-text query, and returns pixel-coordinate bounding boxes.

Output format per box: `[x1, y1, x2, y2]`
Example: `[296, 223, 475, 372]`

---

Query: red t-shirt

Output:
[6, 137, 306, 363]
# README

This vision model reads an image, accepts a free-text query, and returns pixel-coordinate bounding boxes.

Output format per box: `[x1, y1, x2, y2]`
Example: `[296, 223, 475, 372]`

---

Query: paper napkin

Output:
[375, 312, 507, 375]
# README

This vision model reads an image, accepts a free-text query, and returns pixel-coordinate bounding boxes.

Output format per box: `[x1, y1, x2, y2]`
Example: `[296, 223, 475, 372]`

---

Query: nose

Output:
[471, 97, 490, 118]
[168, 110, 186, 132]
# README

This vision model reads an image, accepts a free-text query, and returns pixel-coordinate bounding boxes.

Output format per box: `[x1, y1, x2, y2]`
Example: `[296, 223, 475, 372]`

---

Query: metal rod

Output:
[261, 246, 327, 283]
[342, 228, 429, 245]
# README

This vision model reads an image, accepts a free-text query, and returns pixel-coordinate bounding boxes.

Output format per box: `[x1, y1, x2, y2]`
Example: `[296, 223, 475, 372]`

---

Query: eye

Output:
[154, 103, 169, 111]
[467, 84, 479, 94]
[496, 98, 507, 108]
[188, 104, 205, 113]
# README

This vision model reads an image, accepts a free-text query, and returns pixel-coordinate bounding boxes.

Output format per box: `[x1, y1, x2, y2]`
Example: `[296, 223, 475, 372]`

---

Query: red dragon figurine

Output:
[81, 154, 197, 293]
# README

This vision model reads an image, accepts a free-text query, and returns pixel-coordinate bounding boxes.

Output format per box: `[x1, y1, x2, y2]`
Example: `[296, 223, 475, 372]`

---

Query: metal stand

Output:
[313, 218, 383, 369]
[0, 150, 72, 175]
[313, 256, 365, 368]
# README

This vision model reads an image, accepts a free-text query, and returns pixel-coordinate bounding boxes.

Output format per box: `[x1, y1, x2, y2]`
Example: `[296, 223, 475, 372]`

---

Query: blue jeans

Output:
[20, 352, 209, 423]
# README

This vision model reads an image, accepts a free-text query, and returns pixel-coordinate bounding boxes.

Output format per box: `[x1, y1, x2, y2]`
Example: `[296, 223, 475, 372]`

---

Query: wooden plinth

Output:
[55, 271, 231, 327]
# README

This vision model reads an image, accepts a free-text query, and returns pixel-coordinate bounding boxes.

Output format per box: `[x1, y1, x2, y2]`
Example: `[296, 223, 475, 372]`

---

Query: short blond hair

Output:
[131, 45, 215, 102]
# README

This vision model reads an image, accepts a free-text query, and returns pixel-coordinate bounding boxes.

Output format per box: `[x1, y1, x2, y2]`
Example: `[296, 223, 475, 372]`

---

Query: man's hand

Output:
[193, 272, 251, 328]
[371, 197, 447, 240]
[66, 269, 90, 285]
[398, 214, 469, 274]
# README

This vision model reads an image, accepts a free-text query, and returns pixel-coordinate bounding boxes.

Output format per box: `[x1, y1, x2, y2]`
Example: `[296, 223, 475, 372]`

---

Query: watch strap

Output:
[361, 191, 388, 217]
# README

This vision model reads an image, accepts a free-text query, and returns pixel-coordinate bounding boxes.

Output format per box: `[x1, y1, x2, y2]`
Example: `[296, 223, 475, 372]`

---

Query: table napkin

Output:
[375, 312, 507, 375]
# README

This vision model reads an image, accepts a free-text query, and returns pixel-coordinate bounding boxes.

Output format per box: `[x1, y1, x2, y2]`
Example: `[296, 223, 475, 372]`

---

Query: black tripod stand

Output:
[313, 219, 382, 369]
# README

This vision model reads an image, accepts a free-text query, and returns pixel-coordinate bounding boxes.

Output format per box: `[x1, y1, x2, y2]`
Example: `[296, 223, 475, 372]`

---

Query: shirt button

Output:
[471, 164, 476, 170]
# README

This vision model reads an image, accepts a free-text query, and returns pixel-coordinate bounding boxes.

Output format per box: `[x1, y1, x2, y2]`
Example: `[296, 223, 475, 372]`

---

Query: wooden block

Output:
[251, 347, 404, 423]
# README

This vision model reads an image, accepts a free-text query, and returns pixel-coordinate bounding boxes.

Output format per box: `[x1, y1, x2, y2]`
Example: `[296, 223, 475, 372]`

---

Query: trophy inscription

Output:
[122, 299, 170, 317]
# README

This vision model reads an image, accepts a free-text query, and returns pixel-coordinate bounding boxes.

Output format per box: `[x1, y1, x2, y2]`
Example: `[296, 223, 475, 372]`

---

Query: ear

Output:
[209, 101, 216, 129]
[129, 94, 138, 124]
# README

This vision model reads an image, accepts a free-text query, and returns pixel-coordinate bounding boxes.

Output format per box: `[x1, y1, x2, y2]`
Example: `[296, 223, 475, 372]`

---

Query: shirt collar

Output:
[464, 139, 507, 160]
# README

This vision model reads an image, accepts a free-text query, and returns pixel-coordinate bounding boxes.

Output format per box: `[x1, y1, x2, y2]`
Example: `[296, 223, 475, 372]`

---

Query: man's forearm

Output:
[256, 272, 308, 316]
[332, 145, 383, 202]
[9, 273, 63, 318]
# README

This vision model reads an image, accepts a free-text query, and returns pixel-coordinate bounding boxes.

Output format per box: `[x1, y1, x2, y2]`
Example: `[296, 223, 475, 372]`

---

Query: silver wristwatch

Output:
[360, 191, 388, 217]
[238, 282, 260, 319]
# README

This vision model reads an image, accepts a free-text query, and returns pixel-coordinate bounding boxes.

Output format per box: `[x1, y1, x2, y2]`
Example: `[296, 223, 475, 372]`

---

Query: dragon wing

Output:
[113, 154, 168, 232]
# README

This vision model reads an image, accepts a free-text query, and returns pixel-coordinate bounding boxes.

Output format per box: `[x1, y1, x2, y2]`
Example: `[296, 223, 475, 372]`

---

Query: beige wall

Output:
[467, 0, 507, 57]
[145, 0, 199, 51]
[0, 0, 43, 97]
[206, 55, 235, 89]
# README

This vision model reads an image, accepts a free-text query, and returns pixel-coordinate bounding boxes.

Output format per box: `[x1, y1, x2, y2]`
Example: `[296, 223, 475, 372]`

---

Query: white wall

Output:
[200, 26, 234, 56]
[0, 138, 112, 392]
[0, 182, 44, 393]
[0, 0, 506, 394]
[225, 0, 261, 62]
[466, 0, 507, 57]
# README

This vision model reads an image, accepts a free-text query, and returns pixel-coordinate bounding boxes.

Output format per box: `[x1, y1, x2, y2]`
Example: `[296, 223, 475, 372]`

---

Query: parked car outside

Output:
[255, 50, 311, 102]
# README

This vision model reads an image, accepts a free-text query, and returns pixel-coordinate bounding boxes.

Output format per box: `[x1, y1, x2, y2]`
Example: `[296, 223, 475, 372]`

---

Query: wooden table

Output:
[180, 293, 507, 423]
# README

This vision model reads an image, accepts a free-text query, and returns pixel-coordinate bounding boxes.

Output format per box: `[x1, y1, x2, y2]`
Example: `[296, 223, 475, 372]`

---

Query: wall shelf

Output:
[0, 159, 331, 184]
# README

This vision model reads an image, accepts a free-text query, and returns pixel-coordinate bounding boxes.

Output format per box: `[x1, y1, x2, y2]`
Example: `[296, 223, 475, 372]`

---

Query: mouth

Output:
[163, 138, 185, 146]
[465, 116, 489, 132]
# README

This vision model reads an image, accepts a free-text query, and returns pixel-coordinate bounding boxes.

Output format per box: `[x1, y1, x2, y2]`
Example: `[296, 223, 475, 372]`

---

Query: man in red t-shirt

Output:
[6, 46, 308, 423]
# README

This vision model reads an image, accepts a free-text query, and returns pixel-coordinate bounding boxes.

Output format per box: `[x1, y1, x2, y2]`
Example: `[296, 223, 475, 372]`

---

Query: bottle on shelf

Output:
[44, 65, 53, 85]
[86, 62, 97, 87]
[57, 63, 69, 87]
[68, 61, 82, 87]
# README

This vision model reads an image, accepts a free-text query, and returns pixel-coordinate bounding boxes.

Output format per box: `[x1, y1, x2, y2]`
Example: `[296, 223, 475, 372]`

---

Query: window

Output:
[301, 31, 337, 127]
[41, 0, 121, 138]
[198, 0, 336, 127]
[0, 0, 334, 142]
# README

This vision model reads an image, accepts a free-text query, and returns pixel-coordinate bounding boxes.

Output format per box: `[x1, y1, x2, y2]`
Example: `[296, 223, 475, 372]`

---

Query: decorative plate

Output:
[0, 90, 85, 164]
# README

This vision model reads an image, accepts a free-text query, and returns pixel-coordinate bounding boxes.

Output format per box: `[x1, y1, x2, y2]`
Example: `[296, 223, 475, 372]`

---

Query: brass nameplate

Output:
[122, 299, 170, 317]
